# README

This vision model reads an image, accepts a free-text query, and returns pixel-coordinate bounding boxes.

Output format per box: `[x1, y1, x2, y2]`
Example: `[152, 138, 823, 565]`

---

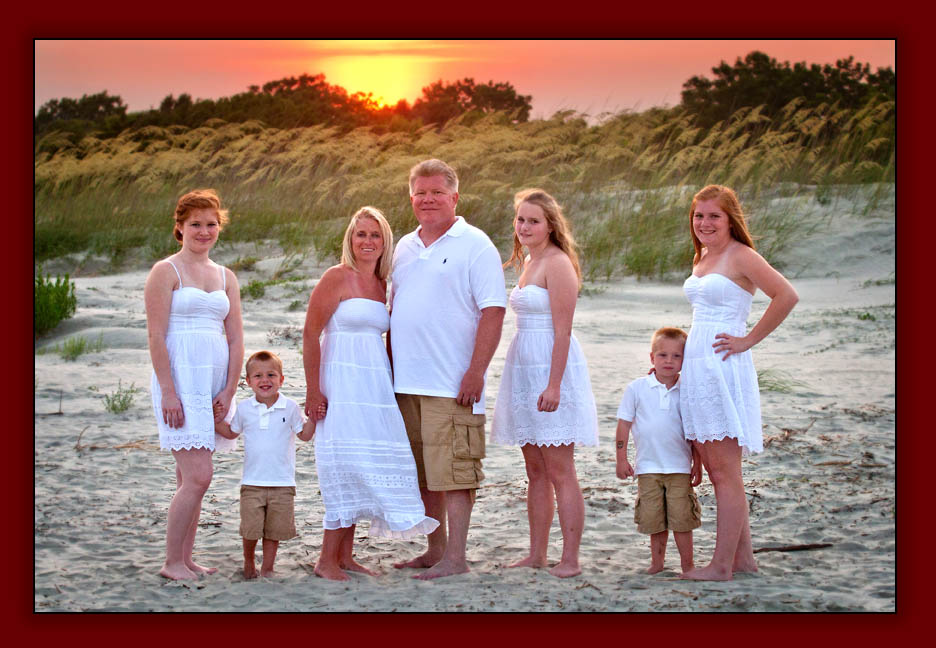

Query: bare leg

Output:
[542, 444, 584, 578]
[259, 539, 279, 577]
[183, 492, 217, 576]
[647, 531, 668, 574]
[315, 528, 350, 581]
[414, 489, 472, 580]
[681, 439, 745, 581]
[673, 531, 695, 573]
[338, 525, 377, 576]
[242, 538, 259, 579]
[394, 488, 446, 569]
[160, 448, 212, 580]
[732, 504, 758, 573]
[509, 445, 552, 569]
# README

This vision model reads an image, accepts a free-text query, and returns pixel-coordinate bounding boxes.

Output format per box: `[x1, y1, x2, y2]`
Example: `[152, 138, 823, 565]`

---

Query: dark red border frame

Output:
[16, 5, 913, 642]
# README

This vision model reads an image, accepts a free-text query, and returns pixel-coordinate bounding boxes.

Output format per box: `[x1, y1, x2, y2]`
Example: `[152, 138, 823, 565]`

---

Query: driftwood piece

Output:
[753, 543, 833, 554]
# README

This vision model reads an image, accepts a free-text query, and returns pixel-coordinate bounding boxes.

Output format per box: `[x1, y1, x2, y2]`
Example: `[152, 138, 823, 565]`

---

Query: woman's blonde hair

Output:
[506, 189, 582, 284]
[173, 189, 229, 243]
[688, 185, 756, 265]
[340, 206, 394, 280]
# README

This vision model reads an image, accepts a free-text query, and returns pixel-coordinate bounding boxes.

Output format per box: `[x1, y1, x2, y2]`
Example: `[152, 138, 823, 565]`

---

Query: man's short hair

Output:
[409, 159, 459, 195]
[245, 350, 284, 375]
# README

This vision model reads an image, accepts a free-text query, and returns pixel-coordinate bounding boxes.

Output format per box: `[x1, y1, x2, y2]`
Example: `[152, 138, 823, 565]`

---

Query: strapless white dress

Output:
[314, 298, 439, 538]
[491, 285, 598, 447]
[680, 273, 762, 455]
[151, 262, 236, 453]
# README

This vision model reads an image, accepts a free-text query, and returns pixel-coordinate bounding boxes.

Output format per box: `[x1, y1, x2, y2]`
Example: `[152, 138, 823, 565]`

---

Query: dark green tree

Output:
[680, 51, 895, 128]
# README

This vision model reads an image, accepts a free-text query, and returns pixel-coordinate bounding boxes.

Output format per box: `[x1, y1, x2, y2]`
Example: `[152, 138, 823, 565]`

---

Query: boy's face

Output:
[245, 359, 284, 401]
[650, 337, 684, 382]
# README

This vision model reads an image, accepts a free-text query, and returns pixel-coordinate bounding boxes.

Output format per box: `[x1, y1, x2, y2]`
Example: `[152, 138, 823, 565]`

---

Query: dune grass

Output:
[35, 97, 894, 279]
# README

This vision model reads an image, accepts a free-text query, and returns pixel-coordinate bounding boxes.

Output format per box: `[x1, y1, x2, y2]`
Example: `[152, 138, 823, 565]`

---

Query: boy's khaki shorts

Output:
[239, 485, 297, 541]
[634, 473, 701, 535]
[396, 393, 486, 499]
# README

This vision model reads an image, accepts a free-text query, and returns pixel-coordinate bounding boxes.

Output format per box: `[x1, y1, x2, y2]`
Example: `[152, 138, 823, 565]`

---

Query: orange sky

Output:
[35, 40, 895, 119]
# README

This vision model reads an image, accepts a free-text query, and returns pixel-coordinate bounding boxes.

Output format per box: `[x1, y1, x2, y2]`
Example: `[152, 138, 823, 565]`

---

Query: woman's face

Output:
[515, 201, 552, 248]
[179, 208, 221, 251]
[351, 217, 384, 263]
[692, 198, 731, 248]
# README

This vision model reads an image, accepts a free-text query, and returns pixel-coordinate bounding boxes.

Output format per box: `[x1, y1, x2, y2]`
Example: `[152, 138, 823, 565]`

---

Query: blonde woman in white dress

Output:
[491, 189, 598, 578]
[302, 207, 438, 581]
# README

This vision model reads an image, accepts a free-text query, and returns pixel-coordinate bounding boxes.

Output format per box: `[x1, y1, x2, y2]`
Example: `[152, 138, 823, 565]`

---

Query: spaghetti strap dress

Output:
[151, 260, 236, 453]
[314, 298, 439, 538]
[490, 285, 599, 447]
[680, 273, 762, 455]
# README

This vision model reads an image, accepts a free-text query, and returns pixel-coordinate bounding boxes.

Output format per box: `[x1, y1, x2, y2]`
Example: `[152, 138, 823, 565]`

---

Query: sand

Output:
[34, 187, 894, 612]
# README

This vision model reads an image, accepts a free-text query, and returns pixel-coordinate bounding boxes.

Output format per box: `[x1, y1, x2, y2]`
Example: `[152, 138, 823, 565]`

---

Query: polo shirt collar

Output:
[250, 394, 285, 410]
[414, 215, 467, 242]
[648, 373, 679, 392]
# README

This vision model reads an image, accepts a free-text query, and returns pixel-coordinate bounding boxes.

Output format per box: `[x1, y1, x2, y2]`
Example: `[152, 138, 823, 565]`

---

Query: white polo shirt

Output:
[390, 216, 507, 414]
[229, 395, 306, 487]
[616, 374, 692, 475]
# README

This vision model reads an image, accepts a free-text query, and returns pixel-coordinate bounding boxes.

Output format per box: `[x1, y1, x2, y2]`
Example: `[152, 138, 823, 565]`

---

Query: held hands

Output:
[713, 332, 753, 360]
[304, 390, 328, 421]
[537, 385, 561, 412]
[212, 388, 235, 423]
[162, 392, 185, 429]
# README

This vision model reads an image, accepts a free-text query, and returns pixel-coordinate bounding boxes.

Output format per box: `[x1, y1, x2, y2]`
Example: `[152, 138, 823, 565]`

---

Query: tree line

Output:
[35, 51, 893, 153]
[35, 75, 533, 147]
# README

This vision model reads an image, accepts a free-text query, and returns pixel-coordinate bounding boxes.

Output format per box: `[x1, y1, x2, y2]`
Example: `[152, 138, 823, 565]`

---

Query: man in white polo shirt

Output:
[389, 158, 506, 580]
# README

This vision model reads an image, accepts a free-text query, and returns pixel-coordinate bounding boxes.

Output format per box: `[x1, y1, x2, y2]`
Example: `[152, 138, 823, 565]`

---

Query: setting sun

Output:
[309, 41, 453, 107]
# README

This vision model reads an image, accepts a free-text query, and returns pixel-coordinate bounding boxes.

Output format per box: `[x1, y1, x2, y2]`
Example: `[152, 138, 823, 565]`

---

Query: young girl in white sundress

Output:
[302, 207, 439, 581]
[145, 189, 244, 581]
[679, 185, 798, 582]
[491, 189, 598, 578]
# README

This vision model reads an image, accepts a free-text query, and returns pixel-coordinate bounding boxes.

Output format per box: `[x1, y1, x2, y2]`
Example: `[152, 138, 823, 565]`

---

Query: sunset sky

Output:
[35, 40, 895, 119]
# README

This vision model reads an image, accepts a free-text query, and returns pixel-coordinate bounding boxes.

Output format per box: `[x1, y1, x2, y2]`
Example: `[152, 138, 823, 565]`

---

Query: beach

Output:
[34, 188, 895, 612]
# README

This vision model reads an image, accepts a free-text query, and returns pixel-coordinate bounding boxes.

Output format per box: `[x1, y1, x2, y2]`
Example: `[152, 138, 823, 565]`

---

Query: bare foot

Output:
[187, 561, 218, 576]
[412, 559, 469, 580]
[680, 563, 695, 574]
[732, 560, 758, 574]
[340, 559, 378, 576]
[260, 567, 277, 578]
[646, 563, 665, 575]
[549, 561, 582, 578]
[315, 562, 350, 581]
[679, 565, 733, 581]
[160, 563, 198, 581]
[508, 555, 548, 569]
[393, 552, 442, 569]
[244, 563, 258, 580]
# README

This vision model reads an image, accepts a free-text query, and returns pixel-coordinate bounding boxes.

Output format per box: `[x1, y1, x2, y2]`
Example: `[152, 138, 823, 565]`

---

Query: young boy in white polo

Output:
[615, 327, 702, 575]
[215, 350, 316, 579]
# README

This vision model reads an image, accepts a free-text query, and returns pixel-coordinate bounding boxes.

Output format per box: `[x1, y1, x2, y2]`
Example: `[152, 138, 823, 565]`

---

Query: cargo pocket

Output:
[689, 489, 702, 523]
[633, 495, 641, 525]
[452, 413, 486, 459]
[452, 461, 477, 484]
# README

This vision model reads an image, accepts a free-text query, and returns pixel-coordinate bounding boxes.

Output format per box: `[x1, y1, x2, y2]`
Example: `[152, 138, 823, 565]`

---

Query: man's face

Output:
[410, 174, 458, 230]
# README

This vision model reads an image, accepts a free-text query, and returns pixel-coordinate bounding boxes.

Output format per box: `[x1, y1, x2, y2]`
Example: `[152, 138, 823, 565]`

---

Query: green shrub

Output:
[35, 268, 77, 336]
[241, 280, 266, 300]
[59, 333, 104, 361]
[103, 380, 141, 414]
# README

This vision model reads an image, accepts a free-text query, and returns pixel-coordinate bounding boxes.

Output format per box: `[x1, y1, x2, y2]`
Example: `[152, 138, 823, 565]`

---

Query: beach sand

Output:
[34, 188, 894, 612]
